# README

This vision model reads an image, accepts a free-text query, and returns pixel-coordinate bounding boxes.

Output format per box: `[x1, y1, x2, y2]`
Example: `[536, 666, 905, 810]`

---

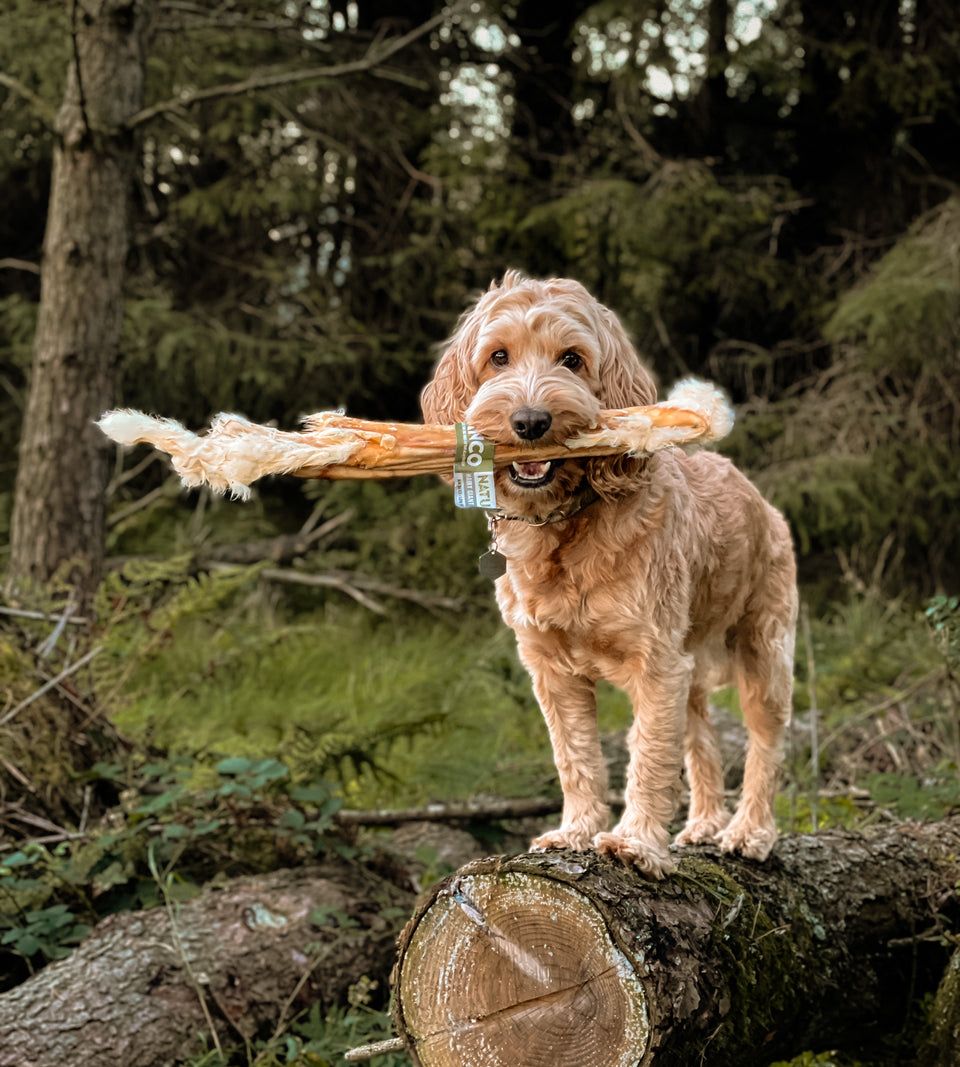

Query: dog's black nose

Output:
[510, 406, 552, 440]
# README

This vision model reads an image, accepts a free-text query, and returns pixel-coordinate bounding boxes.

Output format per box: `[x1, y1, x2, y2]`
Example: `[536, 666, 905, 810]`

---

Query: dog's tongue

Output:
[516, 461, 551, 478]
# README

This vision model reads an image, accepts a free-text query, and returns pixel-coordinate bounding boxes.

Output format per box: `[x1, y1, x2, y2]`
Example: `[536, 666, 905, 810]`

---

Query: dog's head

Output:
[421, 271, 657, 516]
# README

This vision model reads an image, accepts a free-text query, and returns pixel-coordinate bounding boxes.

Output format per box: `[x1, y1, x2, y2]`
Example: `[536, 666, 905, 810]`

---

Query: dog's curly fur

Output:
[422, 272, 797, 878]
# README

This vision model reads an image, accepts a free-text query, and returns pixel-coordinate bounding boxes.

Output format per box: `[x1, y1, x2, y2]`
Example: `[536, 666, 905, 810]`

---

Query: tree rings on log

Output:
[393, 865, 649, 1067]
[393, 825, 960, 1066]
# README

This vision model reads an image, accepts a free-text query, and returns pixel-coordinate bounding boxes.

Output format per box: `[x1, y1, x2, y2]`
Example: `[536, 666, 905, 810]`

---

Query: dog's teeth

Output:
[510, 459, 556, 486]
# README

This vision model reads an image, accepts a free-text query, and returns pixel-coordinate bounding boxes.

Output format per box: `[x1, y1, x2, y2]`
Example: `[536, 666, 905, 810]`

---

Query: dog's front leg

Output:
[595, 652, 690, 878]
[522, 657, 610, 853]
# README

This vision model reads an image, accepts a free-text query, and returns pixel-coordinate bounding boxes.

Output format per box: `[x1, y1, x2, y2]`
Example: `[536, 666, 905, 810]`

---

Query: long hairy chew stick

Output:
[97, 379, 733, 500]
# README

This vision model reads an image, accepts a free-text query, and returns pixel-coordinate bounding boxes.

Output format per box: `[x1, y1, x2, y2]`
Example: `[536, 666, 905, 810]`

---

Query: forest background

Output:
[1, 1, 959, 1065]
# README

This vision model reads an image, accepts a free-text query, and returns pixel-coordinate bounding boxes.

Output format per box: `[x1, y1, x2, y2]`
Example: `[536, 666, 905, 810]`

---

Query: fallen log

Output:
[390, 818, 960, 1067]
[0, 864, 413, 1067]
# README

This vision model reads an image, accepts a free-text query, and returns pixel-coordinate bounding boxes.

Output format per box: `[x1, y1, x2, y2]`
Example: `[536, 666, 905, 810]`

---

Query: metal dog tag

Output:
[478, 549, 507, 581]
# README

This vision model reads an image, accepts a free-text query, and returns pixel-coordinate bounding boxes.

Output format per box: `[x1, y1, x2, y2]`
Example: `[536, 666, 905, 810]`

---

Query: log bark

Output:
[920, 947, 960, 1067]
[6, 0, 155, 604]
[391, 818, 960, 1066]
[0, 864, 413, 1067]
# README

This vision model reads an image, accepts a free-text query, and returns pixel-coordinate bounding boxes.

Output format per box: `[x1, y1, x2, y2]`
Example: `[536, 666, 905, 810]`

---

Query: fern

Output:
[90, 556, 264, 712]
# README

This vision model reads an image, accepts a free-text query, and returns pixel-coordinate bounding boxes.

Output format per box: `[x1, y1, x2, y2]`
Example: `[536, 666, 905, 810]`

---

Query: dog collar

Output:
[477, 486, 600, 580]
[486, 484, 601, 528]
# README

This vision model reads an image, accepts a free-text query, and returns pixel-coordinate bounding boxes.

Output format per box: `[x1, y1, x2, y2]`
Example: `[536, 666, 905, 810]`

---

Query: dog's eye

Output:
[490, 350, 509, 368]
[559, 350, 583, 371]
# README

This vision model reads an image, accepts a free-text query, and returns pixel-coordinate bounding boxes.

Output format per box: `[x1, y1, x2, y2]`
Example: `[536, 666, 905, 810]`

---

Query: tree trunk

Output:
[0, 864, 413, 1067]
[6, 0, 154, 605]
[391, 818, 960, 1066]
[508, 1, 585, 182]
[702, 0, 729, 159]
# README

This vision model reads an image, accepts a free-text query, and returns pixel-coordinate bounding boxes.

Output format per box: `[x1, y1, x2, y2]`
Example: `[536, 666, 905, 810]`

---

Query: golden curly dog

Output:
[422, 271, 797, 879]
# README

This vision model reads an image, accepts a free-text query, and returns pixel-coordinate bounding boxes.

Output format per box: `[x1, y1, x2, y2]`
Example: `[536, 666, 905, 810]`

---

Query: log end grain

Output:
[394, 870, 649, 1067]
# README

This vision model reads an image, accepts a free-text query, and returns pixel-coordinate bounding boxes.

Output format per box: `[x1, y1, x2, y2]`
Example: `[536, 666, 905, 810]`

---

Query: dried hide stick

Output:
[98, 379, 733, 500]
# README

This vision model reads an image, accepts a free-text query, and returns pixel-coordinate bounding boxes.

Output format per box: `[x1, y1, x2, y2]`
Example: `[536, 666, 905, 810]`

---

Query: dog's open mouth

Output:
[509, 459, 559, 488]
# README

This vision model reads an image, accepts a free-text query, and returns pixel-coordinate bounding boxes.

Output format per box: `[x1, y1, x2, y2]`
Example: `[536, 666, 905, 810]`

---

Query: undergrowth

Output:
[92, 560, 558, 808]
[782, 590, 960, 831]
[224, 1002, 411, 1067]
[0, 755, 347, 979]
[1, 539, 959, 1064]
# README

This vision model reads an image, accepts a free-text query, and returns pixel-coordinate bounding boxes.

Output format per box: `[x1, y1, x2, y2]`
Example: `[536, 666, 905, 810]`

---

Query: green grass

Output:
[104, 564, 960, 824]
[110, 602, 565, 810]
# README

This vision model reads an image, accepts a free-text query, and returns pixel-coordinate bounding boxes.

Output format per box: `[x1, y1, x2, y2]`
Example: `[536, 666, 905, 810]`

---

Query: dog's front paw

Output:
[716, 816, 777, 861]
[675, 810, 731, 848]
[530, 826, 595, 852]
[593, 832, 676, 879]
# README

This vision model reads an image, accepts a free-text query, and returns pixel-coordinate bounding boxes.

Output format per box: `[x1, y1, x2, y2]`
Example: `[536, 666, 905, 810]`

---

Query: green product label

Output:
[454, 423, 496, 510]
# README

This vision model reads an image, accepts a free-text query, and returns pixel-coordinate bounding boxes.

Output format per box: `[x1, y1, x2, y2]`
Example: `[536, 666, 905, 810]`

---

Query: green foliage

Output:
[108, 602, 552, 810]
[88, 554, 266, 716]
[518, 165, 815, 380]
[862, 773, 960, 821]
[0, 293, 39, 527]
[771, 1052, 859, 1067]
[724, 199, 960, 592]
[297, 479, 491, 602]
[0, 292, 37, 371]
[799, 594, 935, 712]
[926, 595, 960, 670]
[46, 481, 562, 828]
[118, 294, 382, 431]
[238, 1002, 410, 1067]
[0, 0, 64, 163]
[824, 198, 960, 377]
[0, 752, 347, 974]
[0, 902, 90, 962]
[776, 792, 864, 835]
[786, 591, 960, 830]
[833, 40, 959, 134]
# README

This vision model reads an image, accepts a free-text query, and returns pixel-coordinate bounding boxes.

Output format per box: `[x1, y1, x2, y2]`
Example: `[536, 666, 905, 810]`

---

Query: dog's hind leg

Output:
[717, 609, 796, 860]
[675, 685, 731, 847]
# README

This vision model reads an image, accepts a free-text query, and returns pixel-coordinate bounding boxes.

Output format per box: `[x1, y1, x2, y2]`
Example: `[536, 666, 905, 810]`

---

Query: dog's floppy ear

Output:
[421, 278, 508, 423]
[420, 337, 475, 425]
[595, 305, 658, 408]
[586, 301, 658, 497]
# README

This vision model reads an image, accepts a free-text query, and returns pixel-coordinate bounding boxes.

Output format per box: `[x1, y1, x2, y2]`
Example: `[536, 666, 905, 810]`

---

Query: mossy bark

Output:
[919, 947, 960, 1067]
[392, 818, 960, 1066]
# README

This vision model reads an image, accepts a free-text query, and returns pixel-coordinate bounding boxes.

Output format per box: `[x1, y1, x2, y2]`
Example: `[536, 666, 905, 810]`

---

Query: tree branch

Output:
[125, 6, 457, 130]
[335, 786, 876, 828]
[250, 566, 463, 616]
[199, 508, 355, 565]
[0, 645, 103, 728]
[0, 72, 57, 128]
[336, 796, 569, 827]
[0, 257, 41, 275]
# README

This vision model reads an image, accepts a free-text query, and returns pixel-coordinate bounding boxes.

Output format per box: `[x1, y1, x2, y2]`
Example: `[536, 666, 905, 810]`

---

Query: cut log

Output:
[391, 818, 960, 1066]
[96, 379, 734, 499]
[0, 864, 413, 1067]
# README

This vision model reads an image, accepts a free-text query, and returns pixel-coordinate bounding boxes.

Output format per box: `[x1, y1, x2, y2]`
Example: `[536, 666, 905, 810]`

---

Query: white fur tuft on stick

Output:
[97, 380, 735, 498]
